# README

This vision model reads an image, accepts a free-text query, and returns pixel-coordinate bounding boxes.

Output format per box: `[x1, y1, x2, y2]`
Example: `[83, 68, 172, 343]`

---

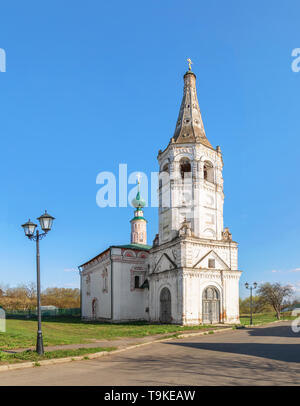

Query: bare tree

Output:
[257, 282, 293, 319]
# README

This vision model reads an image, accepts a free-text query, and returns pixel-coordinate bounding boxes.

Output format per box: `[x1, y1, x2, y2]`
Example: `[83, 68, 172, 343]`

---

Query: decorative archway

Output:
[160, 287, 171, 323]
[202, 286, 220, 324]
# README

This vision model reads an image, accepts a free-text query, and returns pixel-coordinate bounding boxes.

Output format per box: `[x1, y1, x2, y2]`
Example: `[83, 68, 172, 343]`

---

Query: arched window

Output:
[180, 158, 191, 180]
[203, 161, 214, 183]
[204, 287, 219, 300]
[162, 163, 169, 173]
[159, 163, 170, 189]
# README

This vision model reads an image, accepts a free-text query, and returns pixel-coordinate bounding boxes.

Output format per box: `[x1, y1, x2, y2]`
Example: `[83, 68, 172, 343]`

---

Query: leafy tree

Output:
[257, 283, 293, 319]
[239, 296, 272, 314]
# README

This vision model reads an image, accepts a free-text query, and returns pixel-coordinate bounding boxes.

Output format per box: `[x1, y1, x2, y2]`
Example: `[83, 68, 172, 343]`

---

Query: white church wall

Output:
[223, 273, 241, 323]
[81, 260, 112, 320]
[112, 260, 147, 321]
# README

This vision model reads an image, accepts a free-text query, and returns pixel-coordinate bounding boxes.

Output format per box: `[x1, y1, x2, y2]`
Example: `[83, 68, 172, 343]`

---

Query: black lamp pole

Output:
[245, 282, 257, 326]
[36, 229, 43, 355]
[22, 211, 55, 355]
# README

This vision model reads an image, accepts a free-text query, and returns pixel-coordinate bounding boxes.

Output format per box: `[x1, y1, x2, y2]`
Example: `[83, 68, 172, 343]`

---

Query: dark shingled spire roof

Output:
[172, 71, 213, 149]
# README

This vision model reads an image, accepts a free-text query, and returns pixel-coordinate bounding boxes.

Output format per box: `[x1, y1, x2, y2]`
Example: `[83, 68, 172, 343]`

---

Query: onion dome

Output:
[131, 190, 146, 209]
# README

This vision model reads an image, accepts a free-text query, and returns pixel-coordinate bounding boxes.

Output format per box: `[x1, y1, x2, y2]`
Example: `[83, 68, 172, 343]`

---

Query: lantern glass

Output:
[21, 220, 37, 237]
[245, 282, 249, 289]
[37, 210, 55, 232]
[253, 282, 257, 289]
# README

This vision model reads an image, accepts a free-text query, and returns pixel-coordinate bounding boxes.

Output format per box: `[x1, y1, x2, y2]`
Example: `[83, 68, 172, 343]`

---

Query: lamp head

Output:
[21, 220, 37, 238]
[37, 210, 55, 233]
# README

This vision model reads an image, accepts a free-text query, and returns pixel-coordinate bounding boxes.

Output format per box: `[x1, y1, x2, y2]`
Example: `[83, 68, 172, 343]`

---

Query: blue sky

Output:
[0, 1, 299, 298]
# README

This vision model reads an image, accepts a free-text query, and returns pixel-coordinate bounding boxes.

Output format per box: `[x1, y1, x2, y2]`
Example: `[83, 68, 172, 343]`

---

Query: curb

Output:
[176, 327, 231, 339]
[0, 327, 232, 373]
[243, 319, 290, 328]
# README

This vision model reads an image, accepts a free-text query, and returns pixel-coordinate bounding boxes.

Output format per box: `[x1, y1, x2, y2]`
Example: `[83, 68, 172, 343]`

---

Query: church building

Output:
[79, 65, 241, 325]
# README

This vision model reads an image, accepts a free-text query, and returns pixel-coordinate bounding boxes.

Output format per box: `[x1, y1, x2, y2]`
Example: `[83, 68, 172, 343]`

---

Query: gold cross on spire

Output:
[136, 173, 141, 186]
[187, 58, 193, 71]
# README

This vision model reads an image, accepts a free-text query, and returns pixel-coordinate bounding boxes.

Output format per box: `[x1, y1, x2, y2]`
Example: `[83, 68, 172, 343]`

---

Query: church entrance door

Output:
[202, 287, 220, 324]
[160, 287, 171, 323]
[92, 298, 98, 319]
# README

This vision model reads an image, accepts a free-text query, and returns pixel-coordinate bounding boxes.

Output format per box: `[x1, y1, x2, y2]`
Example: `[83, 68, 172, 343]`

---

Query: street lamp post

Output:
[21, 211, 55, 355]
[245, 282, 257, 325]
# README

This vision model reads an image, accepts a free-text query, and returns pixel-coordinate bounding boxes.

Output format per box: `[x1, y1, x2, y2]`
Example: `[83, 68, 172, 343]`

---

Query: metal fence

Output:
[5, 308, 80, 319]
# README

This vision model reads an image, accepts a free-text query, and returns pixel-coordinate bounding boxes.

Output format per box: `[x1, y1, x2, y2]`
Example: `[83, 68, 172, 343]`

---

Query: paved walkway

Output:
[1, 322, 299, 385]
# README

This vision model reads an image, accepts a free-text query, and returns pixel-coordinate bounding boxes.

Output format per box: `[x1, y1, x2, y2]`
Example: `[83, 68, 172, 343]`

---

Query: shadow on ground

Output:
[166, 342, 300, 363]
[165, 324, 300, 363]
[246, 324, 299, 338]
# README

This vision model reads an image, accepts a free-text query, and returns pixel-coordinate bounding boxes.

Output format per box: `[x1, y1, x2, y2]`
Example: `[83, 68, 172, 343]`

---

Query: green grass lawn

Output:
[1, 313, 294, 351]
[0, 318, 215, 350]
[0, 346, 116, 365]
[240, 312, 295, 326]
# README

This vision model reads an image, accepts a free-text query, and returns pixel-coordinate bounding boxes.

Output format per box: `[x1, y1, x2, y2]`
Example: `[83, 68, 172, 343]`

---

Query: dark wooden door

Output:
[160, 287, 171, 323]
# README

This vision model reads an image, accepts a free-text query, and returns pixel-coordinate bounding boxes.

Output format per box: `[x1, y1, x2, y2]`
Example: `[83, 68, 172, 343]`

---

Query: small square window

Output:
[208, 259, 215, 268]
[134, 275, 140, 289]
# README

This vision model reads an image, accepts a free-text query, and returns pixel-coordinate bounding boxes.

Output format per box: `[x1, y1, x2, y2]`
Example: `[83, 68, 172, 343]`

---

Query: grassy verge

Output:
[0, 318, 215, 350]
[0, 346, 116, 365]
[2, 313, 294, 351]
[240, 312, 295, 326]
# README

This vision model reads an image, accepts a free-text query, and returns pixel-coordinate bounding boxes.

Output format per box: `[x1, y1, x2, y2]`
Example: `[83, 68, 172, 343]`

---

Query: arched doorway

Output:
[92, 298, 98, 319]
[202, 286, 220, 324]
[160, 287, 171, 323]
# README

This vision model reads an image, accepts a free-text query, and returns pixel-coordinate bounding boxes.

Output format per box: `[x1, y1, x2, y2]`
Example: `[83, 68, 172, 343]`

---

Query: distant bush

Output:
[0, 283, 80, 310]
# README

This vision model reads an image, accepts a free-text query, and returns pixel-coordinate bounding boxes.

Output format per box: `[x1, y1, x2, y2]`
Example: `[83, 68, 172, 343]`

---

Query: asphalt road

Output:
[0, 321, 299, 386]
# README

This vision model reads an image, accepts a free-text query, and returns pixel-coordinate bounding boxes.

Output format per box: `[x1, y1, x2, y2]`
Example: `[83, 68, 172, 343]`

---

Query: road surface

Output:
[0, 321, 299, 385]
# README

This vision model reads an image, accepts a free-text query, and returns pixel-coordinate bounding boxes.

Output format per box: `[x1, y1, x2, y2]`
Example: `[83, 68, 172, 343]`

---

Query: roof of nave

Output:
[116, 243, 152, 250]
[79, 243, 152, 268]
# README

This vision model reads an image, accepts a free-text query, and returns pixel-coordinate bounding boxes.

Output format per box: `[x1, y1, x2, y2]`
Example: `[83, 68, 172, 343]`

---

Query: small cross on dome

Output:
[136, 173, 142, 185]
[187, 58, 193, 71]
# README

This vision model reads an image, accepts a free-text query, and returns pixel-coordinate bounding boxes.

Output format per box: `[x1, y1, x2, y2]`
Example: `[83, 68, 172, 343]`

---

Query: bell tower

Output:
[158, 67, 224, 244]
[130, 182, 147, 245]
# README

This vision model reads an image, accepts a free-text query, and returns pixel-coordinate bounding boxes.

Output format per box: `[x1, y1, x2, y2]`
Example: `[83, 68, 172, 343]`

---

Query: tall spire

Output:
[172, 66, 213, 149]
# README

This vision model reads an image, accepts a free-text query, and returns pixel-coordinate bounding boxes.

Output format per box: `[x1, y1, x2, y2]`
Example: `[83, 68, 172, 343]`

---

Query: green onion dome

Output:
[132, 191, 146, 208]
